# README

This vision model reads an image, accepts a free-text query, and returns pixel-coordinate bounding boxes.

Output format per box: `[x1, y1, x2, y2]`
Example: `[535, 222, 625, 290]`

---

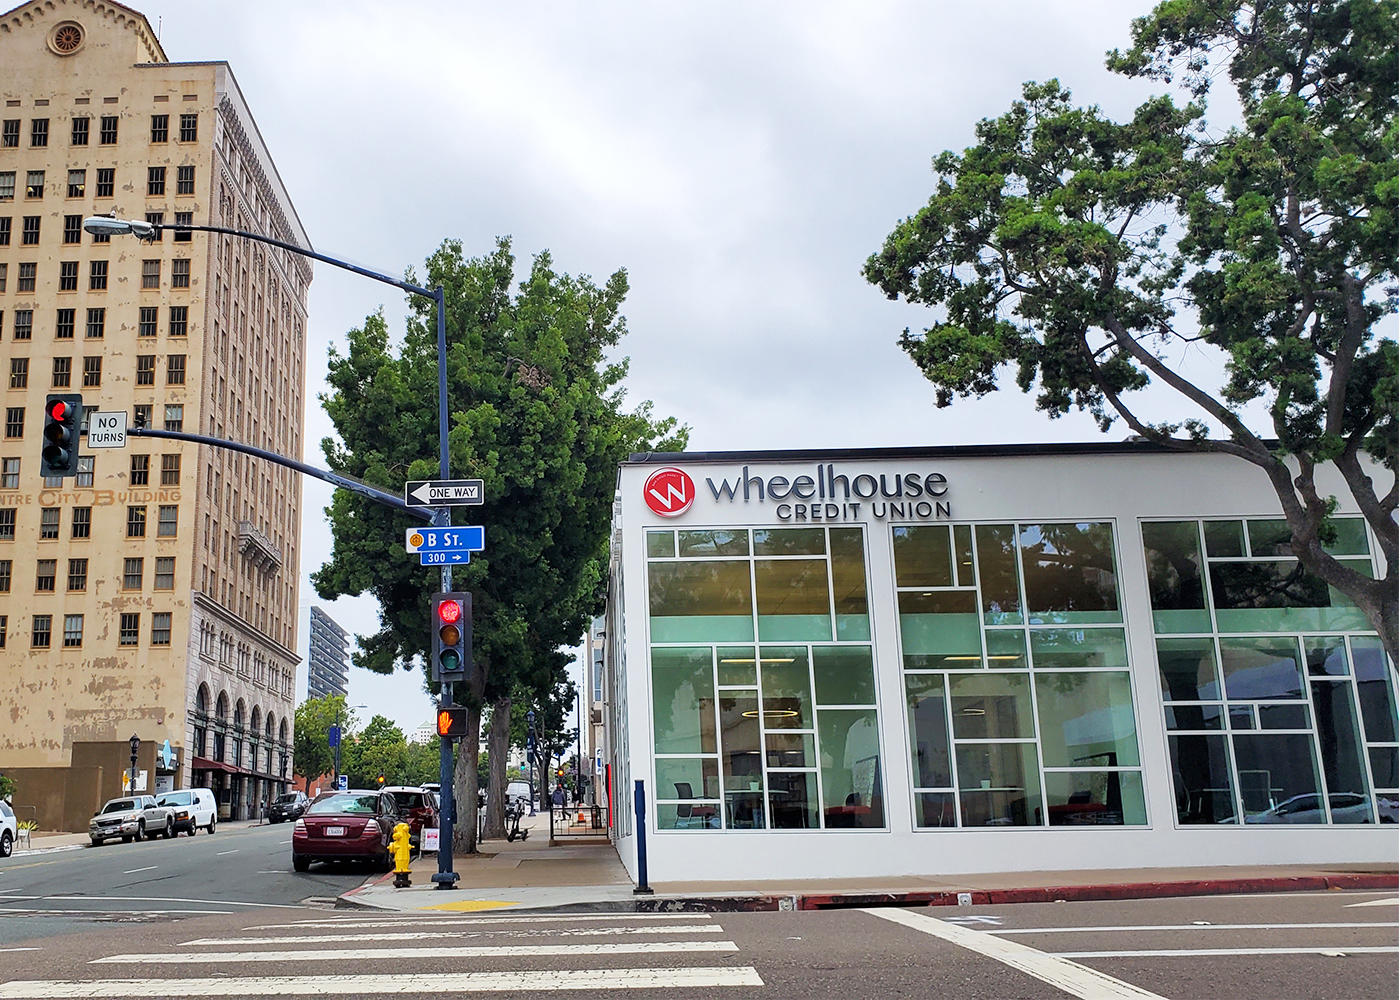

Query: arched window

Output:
[193, 684, 211, 757]
[214, 691, 229, 762]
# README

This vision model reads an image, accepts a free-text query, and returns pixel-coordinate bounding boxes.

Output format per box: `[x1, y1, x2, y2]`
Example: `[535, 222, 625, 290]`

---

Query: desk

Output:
[960, 786, 1028, 827]
[725, 790, 765, 829]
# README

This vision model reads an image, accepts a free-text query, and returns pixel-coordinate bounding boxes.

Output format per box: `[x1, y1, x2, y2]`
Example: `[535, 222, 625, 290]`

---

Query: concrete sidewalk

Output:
[344, 812, 1399, 915]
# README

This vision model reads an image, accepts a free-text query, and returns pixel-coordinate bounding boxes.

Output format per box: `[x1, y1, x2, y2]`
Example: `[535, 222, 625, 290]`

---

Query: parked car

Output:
[1245, 792, 1375, 824]
[0, 800, 16, 857]
[156, 787, 217, 835]
[89, 795, 175, 845]
[291, 790, 399, 872]
[382, 786, 439, 848]
[267, 790, 310, 823]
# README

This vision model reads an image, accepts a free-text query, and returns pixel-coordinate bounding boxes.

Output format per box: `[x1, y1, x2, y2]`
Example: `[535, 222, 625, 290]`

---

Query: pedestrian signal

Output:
[436, 706, 468, 739]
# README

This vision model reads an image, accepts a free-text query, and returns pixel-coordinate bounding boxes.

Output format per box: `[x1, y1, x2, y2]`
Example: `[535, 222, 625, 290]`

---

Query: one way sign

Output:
[404, 479, 485, 507]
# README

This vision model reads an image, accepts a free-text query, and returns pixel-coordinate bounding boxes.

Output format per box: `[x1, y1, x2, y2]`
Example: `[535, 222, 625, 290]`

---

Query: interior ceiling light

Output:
[741, 709, 801, 719]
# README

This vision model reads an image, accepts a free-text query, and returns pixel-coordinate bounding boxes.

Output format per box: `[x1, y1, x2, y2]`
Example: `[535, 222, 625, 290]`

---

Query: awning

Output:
[191, 756, 238, 774]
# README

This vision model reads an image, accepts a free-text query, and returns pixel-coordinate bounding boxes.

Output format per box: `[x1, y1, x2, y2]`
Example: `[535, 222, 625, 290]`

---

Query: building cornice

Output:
[0, 0, 166, 63]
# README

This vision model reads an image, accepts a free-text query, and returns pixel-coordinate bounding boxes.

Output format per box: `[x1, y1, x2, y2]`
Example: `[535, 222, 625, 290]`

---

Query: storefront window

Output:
[651, 646, 716, 755]
[649, 525, 883, 831]
[648, 560, 753, 642]
[1019, 522, 1122, 624]
[1141, 521, 1210, 633]
[897, 520, 1145, 829]
[755, 559, 831, 640]
[1143, 518, 1395, 826]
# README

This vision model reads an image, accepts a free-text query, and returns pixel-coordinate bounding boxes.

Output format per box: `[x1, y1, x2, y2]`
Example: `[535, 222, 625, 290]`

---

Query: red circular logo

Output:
[643, 467, 695, 518]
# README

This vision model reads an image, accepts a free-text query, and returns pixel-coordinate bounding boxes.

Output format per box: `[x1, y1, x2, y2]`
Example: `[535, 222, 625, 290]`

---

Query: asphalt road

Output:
[0, 841, 1395, 999]
[0, 822, 369, 946]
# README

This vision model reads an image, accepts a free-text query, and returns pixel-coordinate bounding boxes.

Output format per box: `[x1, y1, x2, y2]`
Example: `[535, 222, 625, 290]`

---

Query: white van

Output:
[156, 787, 217, 835]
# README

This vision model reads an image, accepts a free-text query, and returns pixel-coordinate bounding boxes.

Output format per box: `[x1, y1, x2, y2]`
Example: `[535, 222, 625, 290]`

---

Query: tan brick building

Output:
[0, 0, 310, 830]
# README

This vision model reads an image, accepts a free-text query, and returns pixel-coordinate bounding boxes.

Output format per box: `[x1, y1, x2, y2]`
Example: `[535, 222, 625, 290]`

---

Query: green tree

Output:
[343, 716, 409, 789]
[292, 695, 347, 793]
[404, 739, 441, 787]
[313, 237, 686, 850]
[865, 0, 1397, 658]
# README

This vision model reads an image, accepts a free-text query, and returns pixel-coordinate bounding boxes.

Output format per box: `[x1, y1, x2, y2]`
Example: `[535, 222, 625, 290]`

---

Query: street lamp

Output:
[87, 214, 462, 888]
[332, 703, 368, 790]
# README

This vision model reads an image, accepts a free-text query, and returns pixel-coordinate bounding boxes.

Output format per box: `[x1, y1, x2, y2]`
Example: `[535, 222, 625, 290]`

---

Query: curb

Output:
[795, 873, 1400, 910]
[340, 873, 1398, 914]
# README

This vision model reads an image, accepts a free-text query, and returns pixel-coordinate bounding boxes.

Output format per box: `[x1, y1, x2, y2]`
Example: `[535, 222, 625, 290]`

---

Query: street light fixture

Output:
[332, 703, 368, 790]
[87, 214, 463, 888]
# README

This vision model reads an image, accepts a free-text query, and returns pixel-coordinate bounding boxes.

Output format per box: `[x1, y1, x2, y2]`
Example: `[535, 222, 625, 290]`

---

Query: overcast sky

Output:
[132, 0, 1177, 736]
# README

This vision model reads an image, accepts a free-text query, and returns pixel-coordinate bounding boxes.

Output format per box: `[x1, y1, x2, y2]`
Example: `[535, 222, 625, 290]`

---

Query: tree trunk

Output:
[451, 701, 482, 855]
[482, 693, 511, 839]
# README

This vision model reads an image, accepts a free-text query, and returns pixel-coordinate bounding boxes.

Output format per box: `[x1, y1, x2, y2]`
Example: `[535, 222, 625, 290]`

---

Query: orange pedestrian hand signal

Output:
[436, 706, 467, 738]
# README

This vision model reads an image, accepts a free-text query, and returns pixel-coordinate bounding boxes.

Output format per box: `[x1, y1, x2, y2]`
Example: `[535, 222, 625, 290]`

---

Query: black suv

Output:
[268, 790, 310, 823]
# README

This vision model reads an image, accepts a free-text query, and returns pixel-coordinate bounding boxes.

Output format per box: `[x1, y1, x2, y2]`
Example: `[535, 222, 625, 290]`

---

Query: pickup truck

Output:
[89, 794, 176, 845]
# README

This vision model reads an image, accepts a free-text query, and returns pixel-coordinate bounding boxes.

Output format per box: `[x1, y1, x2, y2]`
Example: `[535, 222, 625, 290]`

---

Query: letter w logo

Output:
[643, 468, 695, 517]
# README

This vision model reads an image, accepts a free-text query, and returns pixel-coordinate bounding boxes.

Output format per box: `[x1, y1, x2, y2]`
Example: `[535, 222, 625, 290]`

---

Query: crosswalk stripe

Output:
[1057, 946, 1400, 958]
[864, 908, 1166, 1000]
[0, 966, 765, 997]
[248, 913, 712, 929]
[995, 921, 1393, 935]
[96, 940, 739, 964]
[183, 925, 725, 945]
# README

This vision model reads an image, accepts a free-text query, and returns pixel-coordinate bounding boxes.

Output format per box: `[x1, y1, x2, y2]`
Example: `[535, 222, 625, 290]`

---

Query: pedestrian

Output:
[551, 782, 565, 810]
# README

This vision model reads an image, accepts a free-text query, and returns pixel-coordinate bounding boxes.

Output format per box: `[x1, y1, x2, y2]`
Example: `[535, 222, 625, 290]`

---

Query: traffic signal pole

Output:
[431, 286, 460, 890]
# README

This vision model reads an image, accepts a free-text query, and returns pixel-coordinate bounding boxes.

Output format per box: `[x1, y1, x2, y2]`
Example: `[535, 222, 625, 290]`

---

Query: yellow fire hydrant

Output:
[390, 821, 412, 888]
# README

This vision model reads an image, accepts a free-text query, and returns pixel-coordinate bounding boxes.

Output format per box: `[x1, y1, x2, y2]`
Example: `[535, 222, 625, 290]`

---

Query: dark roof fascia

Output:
[624, 440, 1249, 465]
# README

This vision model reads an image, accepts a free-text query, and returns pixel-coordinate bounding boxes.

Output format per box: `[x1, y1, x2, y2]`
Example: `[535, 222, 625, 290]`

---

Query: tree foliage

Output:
[312, 237, 686, 847]
[865, 0, 1397, 657]
[292, 694, 347, 790]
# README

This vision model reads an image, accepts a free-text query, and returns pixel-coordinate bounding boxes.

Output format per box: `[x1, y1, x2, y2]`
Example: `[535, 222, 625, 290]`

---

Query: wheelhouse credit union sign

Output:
[644, 464, 952, 523]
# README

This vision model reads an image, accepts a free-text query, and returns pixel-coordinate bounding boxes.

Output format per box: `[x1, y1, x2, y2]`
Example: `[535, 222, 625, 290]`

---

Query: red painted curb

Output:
[798, 874, 1397, 910]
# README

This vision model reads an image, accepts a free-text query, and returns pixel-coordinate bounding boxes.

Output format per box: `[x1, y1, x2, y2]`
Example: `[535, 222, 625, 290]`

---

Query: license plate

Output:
[324, 826, 345, 837]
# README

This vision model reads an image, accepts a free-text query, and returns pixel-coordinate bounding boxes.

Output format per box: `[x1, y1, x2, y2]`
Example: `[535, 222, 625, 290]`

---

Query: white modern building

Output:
[599, 443, 1397, 884]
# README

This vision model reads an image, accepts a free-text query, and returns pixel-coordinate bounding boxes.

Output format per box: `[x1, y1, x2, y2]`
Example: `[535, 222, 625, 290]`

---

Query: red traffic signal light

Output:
[436, 706, 467, 738]
[41, 394, 83, 477]
[431, 592, 471, 682]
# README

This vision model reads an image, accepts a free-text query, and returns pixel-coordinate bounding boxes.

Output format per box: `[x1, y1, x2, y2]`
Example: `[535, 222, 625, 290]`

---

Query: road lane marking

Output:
[1058, 946, 1399, 958]
[247, 913, 713, 929]
[183, 925, 726, 945]
[39, 894, 303, 909]
[1345, 897, 1398, 908]
[0, 901, 232, 913]
[0, 966, 765, 997]
[996, 922, 1392, 935]
[215, 850, 239, 856]
[120, 867, 158, 875]
[865, 908, 1166, 1000]
[98, 941, 739, 964]
[0, 949, 40, 953]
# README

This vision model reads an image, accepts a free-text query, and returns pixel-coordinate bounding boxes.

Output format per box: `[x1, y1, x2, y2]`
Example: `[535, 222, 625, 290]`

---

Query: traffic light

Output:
[41, 394, 82, 477]
[377, 773, 385, 786]
[430, 592, 471, 682]
[436, 706, 467, 739]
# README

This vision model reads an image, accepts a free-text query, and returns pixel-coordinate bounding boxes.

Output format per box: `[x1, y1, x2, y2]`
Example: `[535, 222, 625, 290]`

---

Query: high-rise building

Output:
[0, 1, 311, 830]
[306, 606, 349, 701]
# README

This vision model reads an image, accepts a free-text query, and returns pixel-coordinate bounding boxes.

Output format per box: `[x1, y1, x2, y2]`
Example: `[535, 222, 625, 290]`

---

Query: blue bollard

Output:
[633, 779, 653, 895]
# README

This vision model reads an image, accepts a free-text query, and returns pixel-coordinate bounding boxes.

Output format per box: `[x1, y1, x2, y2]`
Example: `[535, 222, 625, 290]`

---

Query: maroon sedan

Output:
[291, 791, 399, 872]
